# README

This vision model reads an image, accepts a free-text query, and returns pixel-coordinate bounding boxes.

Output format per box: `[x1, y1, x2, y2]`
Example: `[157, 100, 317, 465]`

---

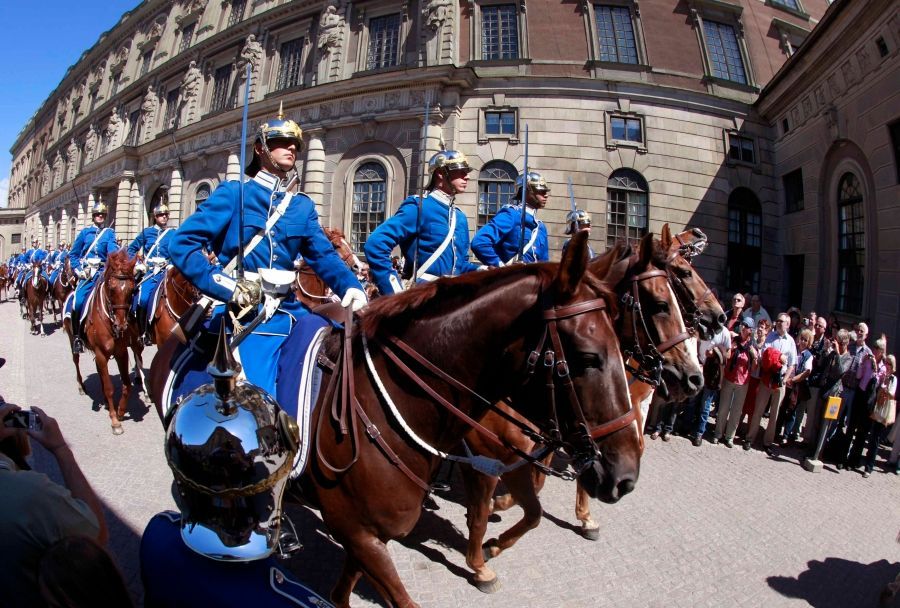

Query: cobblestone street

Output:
[2, 300, 899, 607]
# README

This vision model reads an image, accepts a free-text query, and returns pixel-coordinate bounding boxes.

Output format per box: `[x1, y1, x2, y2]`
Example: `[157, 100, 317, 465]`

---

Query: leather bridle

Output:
[100, 272, 134, 339]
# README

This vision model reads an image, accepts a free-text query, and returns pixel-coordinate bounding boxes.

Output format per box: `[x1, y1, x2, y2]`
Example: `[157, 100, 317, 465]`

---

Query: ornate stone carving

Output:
[181, 60, 202, 100]
[238, 34, 263, 73]
[341, 99, 354, 115]
[111, 44, 130, 73]
[317, 4, 344, 50]
[385, 92, 400, 109]
[141, 85, 159, 125]
[84, 124, 98, 163]
[423, 0, 452, 31]
[107, 110, 122, 144]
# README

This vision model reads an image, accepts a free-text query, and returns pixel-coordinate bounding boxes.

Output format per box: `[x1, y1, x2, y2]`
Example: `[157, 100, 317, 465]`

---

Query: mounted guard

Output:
[66, 201, 119, 353]
[163, 102, 366, 409]
[562, 206, 596, 259]
[364, 149, 482, 294]
[471, 170, 550, 266]
[128, 200, 174, 344]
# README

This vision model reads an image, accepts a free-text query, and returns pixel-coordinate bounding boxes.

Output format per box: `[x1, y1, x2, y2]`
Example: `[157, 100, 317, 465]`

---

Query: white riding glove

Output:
[134, 262, 147, 275]
[340, 287, 368, 312]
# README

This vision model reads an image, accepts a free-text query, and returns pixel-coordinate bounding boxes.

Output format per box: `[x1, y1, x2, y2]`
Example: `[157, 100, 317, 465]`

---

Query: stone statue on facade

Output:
[141, 85, 159, 124]
[107, 110, 122, 145]
[181, 60, 202, 99]
[238, 34, 263, 74]
[424, 0, 452, 31]
[317, 4, 344, 50]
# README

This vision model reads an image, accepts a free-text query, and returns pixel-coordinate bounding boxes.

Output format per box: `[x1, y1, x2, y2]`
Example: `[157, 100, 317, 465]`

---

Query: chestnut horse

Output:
[0, 265, 9, 302]
[50, 257, 77, 325]
[64, 250, 144, 434]
[291, 232, 640, 607]
[292, 227, 365, 308]
[460, 228, 705, 590]
[24, 262, 50, 336]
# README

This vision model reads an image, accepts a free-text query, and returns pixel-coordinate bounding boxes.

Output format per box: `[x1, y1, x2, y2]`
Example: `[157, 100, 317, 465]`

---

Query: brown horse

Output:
[293, 227, 366, 308]
[64, 250, 143, 434]
[24, 263, 50, 336]
[50, 258, 77, 325]
[270, 232, 637, 607]
[459, 229, 704, 591]
[664, 225, 726, 338]
[0, 265, 9, 302]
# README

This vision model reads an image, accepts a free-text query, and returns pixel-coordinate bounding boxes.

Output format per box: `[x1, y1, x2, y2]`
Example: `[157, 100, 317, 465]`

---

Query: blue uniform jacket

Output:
[69, 226, 118, 271]
[30, 249, 48, 265]
[171, 172, 361, 304]
[364, 191, 480, 295]
[471, 205, 549, 266]
[128, 225, 173, 259]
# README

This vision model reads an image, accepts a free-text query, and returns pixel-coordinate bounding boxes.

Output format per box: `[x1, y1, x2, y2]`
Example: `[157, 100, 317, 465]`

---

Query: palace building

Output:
[5, 0, 898, 338]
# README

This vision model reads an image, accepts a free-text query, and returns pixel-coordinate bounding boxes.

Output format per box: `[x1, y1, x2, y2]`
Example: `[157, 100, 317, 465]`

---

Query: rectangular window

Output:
[890, 121, 900, 185]
[88, 90, 99, 113]
[784, 254, 804, 310]
[482, 5, 519, 60]
[485, 110, 516, 135]
[125, 110, 141, 146]
[163, 87, 180, 129]
[594, 5, 638, 64]
[728, 134, 755, 164]
[876, 37, 889, 58]
[11, 233, 21, 245]
[210, 65, 233, 113]
[227, 0, 247, 28]
[703, 21, 747, 84]
[139, 50, 153, 77]
[610, 116, 642, 142]
[110, 74, 121, 98]
[783, 168, 804, 213]
[277, 37, 304, 90]
[179, 22, 196, 54]
[771, 0, 800, 9]
[367, 14, 402, 70]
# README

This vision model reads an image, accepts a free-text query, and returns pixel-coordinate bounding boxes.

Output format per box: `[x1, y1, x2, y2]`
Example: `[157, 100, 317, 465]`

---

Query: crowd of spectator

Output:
[649, 294, 899, 478]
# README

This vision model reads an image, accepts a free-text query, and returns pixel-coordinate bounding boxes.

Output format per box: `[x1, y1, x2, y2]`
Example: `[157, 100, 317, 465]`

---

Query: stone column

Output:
[131, 181, 143, 241]
[304, 129, 326, 209]
[226, 149, 241, 182]
[115, 177, 134, 241]
[169, 168, 183, 225]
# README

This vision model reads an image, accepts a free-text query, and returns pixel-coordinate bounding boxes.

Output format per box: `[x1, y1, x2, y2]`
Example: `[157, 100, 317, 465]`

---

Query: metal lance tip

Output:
[277, 101, 284, 120]
[207, 320, 241, 405]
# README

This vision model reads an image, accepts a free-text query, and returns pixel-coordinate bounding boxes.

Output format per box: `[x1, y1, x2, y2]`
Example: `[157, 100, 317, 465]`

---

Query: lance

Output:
[568, 177, 576, 214]
[410, 93, 431, 286]
[236, 61, 252, 283]
[516, 124, 529, 262]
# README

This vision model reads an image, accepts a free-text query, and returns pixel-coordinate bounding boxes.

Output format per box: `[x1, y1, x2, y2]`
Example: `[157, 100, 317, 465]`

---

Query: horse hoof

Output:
[580, 526, 601, 541]
[77, 387, 85, 395]
[473, 576, 501, 594]
[111, 425, 124, 436]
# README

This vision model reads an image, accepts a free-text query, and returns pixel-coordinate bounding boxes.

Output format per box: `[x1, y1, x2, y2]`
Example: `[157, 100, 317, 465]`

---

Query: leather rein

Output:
[97, 271, 134, 339]
[316, 296, 638, 492]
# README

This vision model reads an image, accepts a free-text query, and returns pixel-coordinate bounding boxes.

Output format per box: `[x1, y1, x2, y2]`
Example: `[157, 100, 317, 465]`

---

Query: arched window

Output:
[725, 188, 762, 294]
[69, 216, 77, 243]
[606, 168, 648, 248]
[836, 172, 864, 315]
[148, 185, 168, 222]
[477, 160, 517, 227]
[55, 222, 61, 247]
[43, 226, 49, 248]
[351, 162, 387, 254]
[193, 183, 211, 216]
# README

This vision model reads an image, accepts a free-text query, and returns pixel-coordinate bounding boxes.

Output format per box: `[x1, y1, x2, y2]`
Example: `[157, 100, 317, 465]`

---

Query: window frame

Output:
[583, 1, 649, 72]
[476, 160, 519, 228]
[365, 12, 403, 71]
[354, 6, 411, 76]
[605, 112, 646, 152]
[178, 21, 196, 55]
[835, 172, 865, 316]
[208, 63, 235, 115]
[889, 120, 900, 185]
[605, 168, 649, 249]
[227, 0, 247, 28]
[688, 0, 757, 92]
[478, 105, 519, 144]
[276, 36, 307, 91]
[350, 160, 390, 255]
[139, 50, 154, 77]
[764, 0, 810, 21]
[162, 86, 181, 130]
[782, 168, 804, 214]
[724, 187, 762, 295]
[469, 0, 529, 64]
[724, 131, 757, 167]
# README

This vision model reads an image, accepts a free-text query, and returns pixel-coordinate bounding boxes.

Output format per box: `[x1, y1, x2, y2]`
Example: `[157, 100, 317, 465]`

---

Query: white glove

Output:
[477, 265, 490, 271]
[340, 287, 368, 312]
[134, 262, 147, 275]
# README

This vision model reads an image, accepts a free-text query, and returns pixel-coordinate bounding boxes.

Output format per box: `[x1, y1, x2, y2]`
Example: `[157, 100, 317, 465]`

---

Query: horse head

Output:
[593, 233, 703, 403]
[661, 224, 726, 339]
[103, 249, 137, 339]
[360, 230, 639, 504]
[323, 227, 364, 275]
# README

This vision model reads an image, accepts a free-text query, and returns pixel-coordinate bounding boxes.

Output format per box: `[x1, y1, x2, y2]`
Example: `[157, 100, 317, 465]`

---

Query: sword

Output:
[410, 93, 431, 286]
[236, 61, 252, 283]
[516, 124, 529, 262]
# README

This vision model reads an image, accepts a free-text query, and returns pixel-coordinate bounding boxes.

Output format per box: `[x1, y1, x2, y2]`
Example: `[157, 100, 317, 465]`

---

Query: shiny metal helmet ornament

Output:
[565, 208, 592, 235]
[245, 101, 303, 177]
[91, 201, 108, 216]
[515, 171, 550, 197]
[152, 203, 170, 216]
[426, 150, 472, 189]
[164, 323, 300, 561]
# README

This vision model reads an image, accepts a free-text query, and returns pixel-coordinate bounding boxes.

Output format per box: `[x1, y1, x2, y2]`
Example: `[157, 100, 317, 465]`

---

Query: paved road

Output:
[2, 299, 900, 607]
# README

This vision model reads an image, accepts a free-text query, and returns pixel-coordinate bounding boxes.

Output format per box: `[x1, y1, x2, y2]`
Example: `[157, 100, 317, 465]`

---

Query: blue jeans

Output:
[685, 388, 717, 437]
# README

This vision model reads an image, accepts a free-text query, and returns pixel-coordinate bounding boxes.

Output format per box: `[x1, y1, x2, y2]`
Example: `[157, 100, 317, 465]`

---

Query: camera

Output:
[3, 409, 42, 431]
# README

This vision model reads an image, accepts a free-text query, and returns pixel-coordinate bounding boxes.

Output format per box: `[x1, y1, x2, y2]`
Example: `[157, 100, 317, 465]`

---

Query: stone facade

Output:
[8, 0, 838, 311]
[755, 0, 900, 343]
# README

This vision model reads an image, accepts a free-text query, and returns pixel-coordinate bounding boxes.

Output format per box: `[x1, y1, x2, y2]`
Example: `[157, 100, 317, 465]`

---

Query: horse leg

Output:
[64, 318, 86, 394]
[460, 465, 501, 593]
[334, 536, 420, 608]
[484, 465, 543, 561]
[575, 479, 600, 541]
[94, 352, 123, 435]
[114, 348, 131, 427]
[131, 339, 147, 395]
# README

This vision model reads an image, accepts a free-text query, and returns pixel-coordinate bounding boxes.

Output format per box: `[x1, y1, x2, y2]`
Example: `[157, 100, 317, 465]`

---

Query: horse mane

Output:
[105, 249, 133, 275]
[359, 263, 556, 338]
[322, 227, 346, 242]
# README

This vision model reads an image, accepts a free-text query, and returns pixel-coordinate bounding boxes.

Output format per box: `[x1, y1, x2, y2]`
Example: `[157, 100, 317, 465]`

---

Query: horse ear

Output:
[660, 223, 673, 251]
[556, 230, 588, 298]
[638, 232, 658, 268]
[588, 246, 616, 279]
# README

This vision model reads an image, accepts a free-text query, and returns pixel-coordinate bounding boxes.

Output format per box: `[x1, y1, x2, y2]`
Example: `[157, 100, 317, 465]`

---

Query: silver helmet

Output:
[164, 325, 299, 561]
[426, 150, 472, 189]
[565, 208, 592, 235]
[515, 171, 550, 197]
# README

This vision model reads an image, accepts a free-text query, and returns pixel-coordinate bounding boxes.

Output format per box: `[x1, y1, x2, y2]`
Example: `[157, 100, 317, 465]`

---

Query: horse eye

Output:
[654, 301, 670, 314]
[578, 352, 602, 370]
[675, 266, 693, 279]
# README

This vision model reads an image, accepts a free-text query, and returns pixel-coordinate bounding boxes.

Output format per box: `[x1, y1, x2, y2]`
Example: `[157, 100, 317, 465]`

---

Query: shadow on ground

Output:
[768, 557, 900, 608]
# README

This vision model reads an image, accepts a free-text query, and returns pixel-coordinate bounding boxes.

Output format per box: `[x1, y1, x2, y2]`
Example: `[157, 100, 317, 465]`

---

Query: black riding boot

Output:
[137, 308, 152, 345]
[70, 313, 84, 354]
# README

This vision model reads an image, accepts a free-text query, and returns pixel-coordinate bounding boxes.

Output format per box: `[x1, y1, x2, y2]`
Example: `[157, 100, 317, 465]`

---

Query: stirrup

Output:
[275, 514, 302, 559]
[142, 333, 153, 346]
